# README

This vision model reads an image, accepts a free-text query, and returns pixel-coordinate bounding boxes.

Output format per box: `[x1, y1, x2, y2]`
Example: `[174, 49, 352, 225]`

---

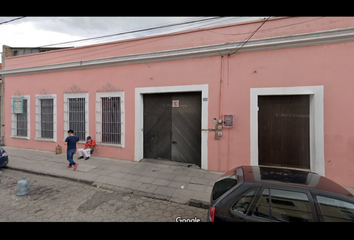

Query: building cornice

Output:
[2, 26, 354, 76]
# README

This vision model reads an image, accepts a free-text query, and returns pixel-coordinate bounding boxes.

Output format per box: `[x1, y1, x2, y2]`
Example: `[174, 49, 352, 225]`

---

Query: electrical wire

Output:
[228, 17, 270, 56]
[5, 17, 322, 68]
[64, 17, 221, 47]
[37, 17, 222, 48]
[6, 17, 225, 67]
[0, 17, 25, 25]
[208, 17, 324, 36]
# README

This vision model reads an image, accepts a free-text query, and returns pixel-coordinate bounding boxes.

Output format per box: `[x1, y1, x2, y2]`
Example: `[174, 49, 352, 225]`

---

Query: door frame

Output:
[135, 84, 209, 170]
[250, 86, 324, 176]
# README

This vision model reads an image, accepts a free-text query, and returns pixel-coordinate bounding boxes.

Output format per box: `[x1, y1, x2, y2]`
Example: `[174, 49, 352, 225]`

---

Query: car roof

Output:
[241, 165, 353, 197]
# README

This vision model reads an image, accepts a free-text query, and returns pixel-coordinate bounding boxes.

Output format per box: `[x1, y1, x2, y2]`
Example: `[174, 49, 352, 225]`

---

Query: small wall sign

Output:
[12, 97, 24, 114]
[172, 100, 179, 107]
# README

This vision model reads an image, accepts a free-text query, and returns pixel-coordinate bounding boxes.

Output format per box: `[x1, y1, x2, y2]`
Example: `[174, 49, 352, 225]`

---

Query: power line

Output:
[7, 17, 232, 68]
[0, 17, 25, 25]
[208, 17, 324, 36]
[228, 17, 270, 56]
[38, 17, 222, 48]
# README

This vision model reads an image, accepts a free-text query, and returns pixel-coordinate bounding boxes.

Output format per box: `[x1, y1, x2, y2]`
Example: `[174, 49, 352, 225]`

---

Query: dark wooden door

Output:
[171, 92, 201, 165]
[143, 93, 172, 160]
[143, 92, 201, 166]
[258, 95, 310, 169]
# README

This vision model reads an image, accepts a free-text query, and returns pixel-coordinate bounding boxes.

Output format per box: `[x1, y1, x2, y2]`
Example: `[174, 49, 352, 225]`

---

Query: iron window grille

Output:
[63, 93, 89, 143]
[11, 96, 30, 138]
[41, 99, 54, 138]
[35, 94, 57, 142]
[101, 97, 121, 144]
[68, 98, 86, 141]
[95, 91, 125, 147]
[16, 99, 28, 136]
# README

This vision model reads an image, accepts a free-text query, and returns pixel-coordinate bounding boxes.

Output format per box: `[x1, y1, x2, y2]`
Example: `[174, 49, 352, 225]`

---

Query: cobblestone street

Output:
[0, 169, 207, 222]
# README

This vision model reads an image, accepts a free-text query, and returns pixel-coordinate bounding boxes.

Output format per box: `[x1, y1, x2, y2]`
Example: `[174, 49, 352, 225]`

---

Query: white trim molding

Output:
[2, 27, 354, 76]
[135, 84, 209, 170]
[250, 86, 325, 176]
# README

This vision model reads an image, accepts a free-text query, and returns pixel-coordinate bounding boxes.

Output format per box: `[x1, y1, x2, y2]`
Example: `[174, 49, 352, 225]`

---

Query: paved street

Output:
[0, 169, 207, 222]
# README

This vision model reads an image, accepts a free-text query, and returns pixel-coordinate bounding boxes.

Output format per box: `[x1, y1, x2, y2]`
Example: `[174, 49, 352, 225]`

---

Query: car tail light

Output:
[209, 206, 215, 222]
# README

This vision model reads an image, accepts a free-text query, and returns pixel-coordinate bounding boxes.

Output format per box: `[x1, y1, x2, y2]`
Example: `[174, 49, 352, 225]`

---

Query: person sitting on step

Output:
[78, 136, 96, 160]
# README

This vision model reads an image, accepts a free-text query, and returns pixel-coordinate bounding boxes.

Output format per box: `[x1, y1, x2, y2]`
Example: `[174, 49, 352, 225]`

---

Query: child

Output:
[78, 136, 96, 160]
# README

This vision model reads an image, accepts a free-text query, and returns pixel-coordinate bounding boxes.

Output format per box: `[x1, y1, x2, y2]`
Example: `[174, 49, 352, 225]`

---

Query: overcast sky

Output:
[0, 16, 264, 63]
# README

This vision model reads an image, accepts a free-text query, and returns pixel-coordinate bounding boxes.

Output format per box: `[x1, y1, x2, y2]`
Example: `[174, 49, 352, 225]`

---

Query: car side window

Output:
[270, 189, 313, 222]
[211, 173, 238, 201]
[317, 196, 354, 222]
[231, 188, 258, 214]
[252, 188, 313, 222]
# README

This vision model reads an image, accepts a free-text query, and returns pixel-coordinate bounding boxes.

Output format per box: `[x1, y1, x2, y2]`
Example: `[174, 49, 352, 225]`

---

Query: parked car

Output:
[208, 165, 354, 222]
[0, 148, 9, 168]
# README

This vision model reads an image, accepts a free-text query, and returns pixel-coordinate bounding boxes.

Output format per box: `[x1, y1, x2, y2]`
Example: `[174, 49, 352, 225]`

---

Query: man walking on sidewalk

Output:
[64, 130, 79, 170]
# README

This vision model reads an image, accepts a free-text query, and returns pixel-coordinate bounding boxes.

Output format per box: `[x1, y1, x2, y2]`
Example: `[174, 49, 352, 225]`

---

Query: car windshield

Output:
[211, 169, 238, 201]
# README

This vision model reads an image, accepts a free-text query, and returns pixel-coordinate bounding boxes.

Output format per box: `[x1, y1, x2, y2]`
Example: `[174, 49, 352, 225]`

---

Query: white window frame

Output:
[35, 94, 57, 142]
[63, 93, 89, 143]
[11, 95, 30, 139]
[96, 91, 125, 148]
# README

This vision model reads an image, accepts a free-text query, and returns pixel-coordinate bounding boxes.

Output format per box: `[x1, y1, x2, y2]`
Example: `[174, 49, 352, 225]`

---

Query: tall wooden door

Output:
[143, 93, 172, 160]
[258, 95, 310, 169]
[143, 92, 201, 166]
[171, 92, 201, 165]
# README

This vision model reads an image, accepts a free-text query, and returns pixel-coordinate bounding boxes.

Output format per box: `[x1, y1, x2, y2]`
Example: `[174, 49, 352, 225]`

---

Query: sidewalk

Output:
[4, 146, 354, 206]
[3, 147, 223, 207]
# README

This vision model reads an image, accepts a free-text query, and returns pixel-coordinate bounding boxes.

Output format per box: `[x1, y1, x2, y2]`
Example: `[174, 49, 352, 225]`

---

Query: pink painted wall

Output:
[3, 17, 354, 187]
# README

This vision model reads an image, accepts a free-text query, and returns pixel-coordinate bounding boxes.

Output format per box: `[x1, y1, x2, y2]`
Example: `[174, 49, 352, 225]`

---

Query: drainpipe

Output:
[218, 55, 224, 171]
[219, 55, 224, 118]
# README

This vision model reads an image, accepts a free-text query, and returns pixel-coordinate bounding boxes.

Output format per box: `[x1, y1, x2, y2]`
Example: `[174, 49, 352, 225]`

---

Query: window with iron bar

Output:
[35, 94, 57, 141]
[41, 99, 54, 138]
[17, 99, 28, 136]
[11, 95, 30, 139]
[96, 91, 125, 147]
[63, 93, 89, 142]
[69, 98, 86, 141]
[102, 97, 121, 144]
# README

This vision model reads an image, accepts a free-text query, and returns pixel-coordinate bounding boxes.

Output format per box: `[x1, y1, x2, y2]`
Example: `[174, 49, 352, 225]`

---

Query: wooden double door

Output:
[143, 92, 201, 166]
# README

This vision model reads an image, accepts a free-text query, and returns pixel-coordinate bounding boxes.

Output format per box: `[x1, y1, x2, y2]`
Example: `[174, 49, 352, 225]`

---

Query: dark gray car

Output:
[208, 166, 354, 222]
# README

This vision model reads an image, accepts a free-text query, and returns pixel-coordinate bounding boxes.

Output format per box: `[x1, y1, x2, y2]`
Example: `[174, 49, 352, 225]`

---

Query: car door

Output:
[311, 191, 354, 222]
[246, 185, 319, 222]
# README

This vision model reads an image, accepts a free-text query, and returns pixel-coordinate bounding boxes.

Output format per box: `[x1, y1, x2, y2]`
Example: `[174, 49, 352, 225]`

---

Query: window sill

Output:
[97, 142, 124, 148]
[35, 137, 56, 142]
[10, 136, 30, 140]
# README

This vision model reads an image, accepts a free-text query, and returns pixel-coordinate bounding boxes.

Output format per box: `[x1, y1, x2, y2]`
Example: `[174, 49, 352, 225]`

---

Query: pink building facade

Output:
[1, 17, 354, 187]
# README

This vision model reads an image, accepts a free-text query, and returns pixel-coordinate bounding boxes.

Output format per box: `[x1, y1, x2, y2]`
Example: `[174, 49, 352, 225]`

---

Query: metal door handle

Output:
[172, 140, 177, 144]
